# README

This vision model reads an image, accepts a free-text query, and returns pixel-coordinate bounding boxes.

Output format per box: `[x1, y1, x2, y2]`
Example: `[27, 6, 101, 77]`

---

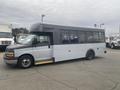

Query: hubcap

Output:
[88, 52, 94, 59]
[22, 59, 31, 68]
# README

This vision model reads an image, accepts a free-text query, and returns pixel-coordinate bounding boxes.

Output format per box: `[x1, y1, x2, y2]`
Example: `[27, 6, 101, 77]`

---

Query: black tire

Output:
[110, 44, 115, 49]
[86, 50, 95, 60]
[18, 55, 33, 69]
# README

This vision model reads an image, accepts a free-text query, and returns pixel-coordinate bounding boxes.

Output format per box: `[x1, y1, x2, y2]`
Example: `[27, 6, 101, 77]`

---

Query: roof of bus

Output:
[30, 23, 104, 32]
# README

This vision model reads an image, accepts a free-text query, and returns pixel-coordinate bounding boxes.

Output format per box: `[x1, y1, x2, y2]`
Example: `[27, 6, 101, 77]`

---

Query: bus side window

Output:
[86, 32, 94, 43]
[36, 36, 50, 46]
[40, 36, 49, 44]
[69, 31, 79, 44]
[70, 36, 78, 43]
[98, 32, 105, 42]
[62, 31, 70, 44]
[93, 32, 99, 42]
[79, 32, 86, 43]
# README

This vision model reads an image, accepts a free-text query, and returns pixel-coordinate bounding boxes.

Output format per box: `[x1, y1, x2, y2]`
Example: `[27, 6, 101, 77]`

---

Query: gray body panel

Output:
[30, 23, 105, 45]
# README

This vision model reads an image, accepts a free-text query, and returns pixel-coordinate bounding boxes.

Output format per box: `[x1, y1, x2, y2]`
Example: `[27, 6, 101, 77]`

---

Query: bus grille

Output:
[2, 41, 11, 45]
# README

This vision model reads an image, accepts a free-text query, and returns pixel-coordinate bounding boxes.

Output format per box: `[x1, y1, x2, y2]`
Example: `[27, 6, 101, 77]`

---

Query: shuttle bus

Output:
[4, 23, 106, 68]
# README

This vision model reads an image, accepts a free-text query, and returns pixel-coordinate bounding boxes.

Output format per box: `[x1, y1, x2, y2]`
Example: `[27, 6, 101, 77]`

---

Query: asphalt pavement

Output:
[0, 48, 120, 90]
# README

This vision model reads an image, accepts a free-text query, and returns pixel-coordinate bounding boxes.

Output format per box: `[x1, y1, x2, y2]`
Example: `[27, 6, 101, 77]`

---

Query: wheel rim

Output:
[88, 52, 94, 59]
[21, 58, 31, 68]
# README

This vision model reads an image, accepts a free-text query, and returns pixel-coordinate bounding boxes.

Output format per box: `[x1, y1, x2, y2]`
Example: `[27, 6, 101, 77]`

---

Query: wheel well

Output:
[18, 54, 35, 64]
[86, 49, 95, 56]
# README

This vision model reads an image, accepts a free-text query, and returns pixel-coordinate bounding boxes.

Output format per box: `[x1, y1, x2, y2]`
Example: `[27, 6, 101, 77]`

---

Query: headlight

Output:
[5, 50, 15, 59]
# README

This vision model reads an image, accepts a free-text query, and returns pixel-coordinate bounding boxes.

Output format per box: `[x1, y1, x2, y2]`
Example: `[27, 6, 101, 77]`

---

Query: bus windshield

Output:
[17, 34, 35, 45]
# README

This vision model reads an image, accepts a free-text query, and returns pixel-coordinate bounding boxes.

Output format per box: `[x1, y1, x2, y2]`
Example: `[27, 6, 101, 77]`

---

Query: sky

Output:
[0, 0, 120, 35]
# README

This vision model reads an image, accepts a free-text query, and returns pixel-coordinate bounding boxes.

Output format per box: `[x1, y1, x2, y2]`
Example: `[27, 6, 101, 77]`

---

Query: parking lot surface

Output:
[0, 48, 120, 90]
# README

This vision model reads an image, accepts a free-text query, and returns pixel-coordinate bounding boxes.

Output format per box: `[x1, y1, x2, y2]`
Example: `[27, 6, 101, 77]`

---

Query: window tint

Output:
[61, 30, 79, 44]
[102, 32, 105, 41]
[86, 32, 94, 43]
[93, 32, 99, 42]
[61, 30, 105, 44]
[86, 31, 105, 43]
[78, 32, 86, 43]
[69, 31, 78, 43]
[61, 31, 70, 44]
[36, 36, 50, 45]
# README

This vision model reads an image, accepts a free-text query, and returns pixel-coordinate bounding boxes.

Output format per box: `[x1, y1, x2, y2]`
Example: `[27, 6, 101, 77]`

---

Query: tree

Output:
[12, 28, 29, 37]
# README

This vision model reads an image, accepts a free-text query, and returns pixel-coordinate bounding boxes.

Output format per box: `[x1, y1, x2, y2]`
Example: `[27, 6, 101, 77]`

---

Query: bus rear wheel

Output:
[18, 55, 33, 69]
[86, 50, 95, 60]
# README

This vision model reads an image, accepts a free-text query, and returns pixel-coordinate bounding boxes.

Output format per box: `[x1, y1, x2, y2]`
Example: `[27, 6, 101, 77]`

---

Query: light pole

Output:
[41, 14, 45, 31]
[41, 14, 45, 24]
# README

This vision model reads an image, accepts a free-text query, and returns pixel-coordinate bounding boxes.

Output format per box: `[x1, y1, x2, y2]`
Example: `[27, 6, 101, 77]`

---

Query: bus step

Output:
[35, 59, 53, 65]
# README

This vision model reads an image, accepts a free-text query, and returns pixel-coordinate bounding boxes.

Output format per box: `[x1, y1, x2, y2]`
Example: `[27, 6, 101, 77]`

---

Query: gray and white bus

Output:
[4, 23, 106, 68]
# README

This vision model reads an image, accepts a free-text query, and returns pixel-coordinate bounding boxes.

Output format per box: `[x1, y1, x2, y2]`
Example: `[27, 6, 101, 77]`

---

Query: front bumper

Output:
[4, 55, 18, 65]
[4, 59, 17, 65]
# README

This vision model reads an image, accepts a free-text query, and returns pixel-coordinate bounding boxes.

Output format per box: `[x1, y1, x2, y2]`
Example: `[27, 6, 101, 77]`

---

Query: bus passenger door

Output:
[32, 35, 53, 64]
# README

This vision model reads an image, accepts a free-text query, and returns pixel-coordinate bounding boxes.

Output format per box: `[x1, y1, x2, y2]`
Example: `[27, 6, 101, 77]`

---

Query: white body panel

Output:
[53, 43, 106, 62]
[15, 47, 33, 58]
[15, 46, 53, 61]
[32, 46, 53, 61]
[14, 43, 106, 62]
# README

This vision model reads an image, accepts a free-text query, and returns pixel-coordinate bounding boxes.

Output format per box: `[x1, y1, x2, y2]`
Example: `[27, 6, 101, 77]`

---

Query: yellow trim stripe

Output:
[35, 60, 53, 65]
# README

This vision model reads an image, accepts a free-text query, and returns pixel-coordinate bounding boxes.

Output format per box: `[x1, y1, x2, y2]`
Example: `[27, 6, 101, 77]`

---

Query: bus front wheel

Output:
[85, 50, 95, 60]
[18, 55, 33, 69]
